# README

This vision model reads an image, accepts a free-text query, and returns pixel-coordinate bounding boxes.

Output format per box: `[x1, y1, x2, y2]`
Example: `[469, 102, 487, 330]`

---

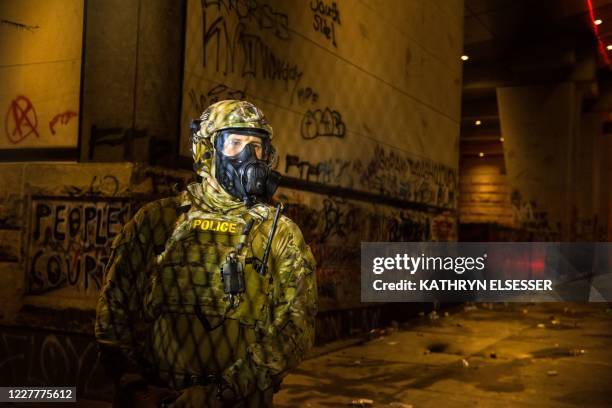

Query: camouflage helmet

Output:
[191, 100, 273, 176]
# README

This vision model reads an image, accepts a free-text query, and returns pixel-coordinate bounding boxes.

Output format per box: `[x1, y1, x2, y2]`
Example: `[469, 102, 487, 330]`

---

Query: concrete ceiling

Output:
[460, 0, 612, 151]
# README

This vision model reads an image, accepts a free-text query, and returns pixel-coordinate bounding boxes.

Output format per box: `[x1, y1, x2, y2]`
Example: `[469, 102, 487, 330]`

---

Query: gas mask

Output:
[214, 129, 281, 206]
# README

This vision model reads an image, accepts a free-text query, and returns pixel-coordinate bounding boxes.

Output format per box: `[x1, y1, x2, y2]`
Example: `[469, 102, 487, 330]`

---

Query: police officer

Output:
[95, 100, 318, 407]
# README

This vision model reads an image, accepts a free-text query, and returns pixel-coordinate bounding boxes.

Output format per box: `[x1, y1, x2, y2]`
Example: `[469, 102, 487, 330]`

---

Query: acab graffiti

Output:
[28, 198, 131, 295]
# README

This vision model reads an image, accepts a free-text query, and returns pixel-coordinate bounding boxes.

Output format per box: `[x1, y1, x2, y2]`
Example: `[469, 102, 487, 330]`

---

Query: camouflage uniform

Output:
[95, 101, 318, 407]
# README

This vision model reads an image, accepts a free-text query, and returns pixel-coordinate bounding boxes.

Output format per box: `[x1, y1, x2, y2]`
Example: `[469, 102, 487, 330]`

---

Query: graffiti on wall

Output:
[0, 19, 40, 32]
[285, 144, 457, 209]
[356, 145, 457, 208]
[300, 108, 346, 140]
[4, 95, 78, 145]
[310, 0, 341, 47]
[27, 197, 132, 296]
[188, 84, 246, 114]
[201, 0, 300, 91]
[285, 154, 353, 185]
[277, 189, 456, 308]
[510, 190, 560, 240]
[4, 95, 40, 144]
[49, 111, 77, 135]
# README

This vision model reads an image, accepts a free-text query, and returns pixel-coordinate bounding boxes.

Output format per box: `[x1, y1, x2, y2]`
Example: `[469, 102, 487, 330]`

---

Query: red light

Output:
[586, 0, 611, 65]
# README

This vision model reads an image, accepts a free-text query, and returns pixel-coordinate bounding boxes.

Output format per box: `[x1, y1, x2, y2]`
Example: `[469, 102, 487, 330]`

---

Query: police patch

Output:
[191, 219, 239, 234]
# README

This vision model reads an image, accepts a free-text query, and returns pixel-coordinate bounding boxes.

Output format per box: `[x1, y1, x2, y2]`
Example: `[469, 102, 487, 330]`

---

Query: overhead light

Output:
[607, 44, 612, 51]
[500, 137, 505, 142]
[475, 120, 482, 126]
[461, 55, 469, 61]
[595, 19, 603, 25]
[479, 152, 485, 157]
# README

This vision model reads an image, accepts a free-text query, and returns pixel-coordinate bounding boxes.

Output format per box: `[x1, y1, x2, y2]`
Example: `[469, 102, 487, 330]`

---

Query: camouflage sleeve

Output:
[222, 218, 318, 397]
[95, 199, 178, 380]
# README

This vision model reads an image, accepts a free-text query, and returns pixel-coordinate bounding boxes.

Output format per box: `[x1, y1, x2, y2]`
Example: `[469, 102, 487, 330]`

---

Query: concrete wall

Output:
[181, 0, 463, 205]
[497, 83, 576, 240]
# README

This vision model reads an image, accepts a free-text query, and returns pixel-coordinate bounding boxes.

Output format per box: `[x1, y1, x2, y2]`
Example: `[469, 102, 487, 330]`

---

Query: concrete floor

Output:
[7, 303, 609, 407]
[274, 303, 612, 408]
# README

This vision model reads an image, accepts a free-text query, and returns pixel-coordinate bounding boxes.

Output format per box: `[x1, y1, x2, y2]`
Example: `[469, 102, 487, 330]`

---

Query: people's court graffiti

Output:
[27, 197, 132, 296]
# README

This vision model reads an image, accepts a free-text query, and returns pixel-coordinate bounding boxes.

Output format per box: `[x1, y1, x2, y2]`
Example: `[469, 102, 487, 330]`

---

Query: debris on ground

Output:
[387, 341, 398, 346]
[350, 398, 374, 406]
[537, 323, 546, 328]
[547, 370, 558, 376]
[461, 358, 470, 368]
[490, 352, 497, 359]
[389, 403, 413, 408]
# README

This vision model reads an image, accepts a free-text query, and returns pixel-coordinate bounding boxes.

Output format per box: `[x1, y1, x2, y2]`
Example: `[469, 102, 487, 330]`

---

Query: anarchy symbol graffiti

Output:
[4, 95, 39, 144]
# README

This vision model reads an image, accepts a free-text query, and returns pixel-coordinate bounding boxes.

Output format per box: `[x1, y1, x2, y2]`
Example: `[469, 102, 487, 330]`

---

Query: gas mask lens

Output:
[222, 134, 265, 160]
[216, 129, 274, 164]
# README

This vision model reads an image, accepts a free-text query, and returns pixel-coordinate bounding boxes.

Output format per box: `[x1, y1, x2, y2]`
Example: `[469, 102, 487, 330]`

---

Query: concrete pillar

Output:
[497, 83, 579, 240]
[80, 0, 184, 164]
[576, 113, 602, 240]
[599, 126, 612, 241]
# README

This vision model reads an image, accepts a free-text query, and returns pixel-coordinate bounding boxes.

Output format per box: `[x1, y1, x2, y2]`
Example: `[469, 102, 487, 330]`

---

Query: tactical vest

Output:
[142, 192, 275, 388]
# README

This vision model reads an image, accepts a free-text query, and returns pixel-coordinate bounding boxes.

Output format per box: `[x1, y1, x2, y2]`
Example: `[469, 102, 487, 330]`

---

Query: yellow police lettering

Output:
[193, 219, 239, 233]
